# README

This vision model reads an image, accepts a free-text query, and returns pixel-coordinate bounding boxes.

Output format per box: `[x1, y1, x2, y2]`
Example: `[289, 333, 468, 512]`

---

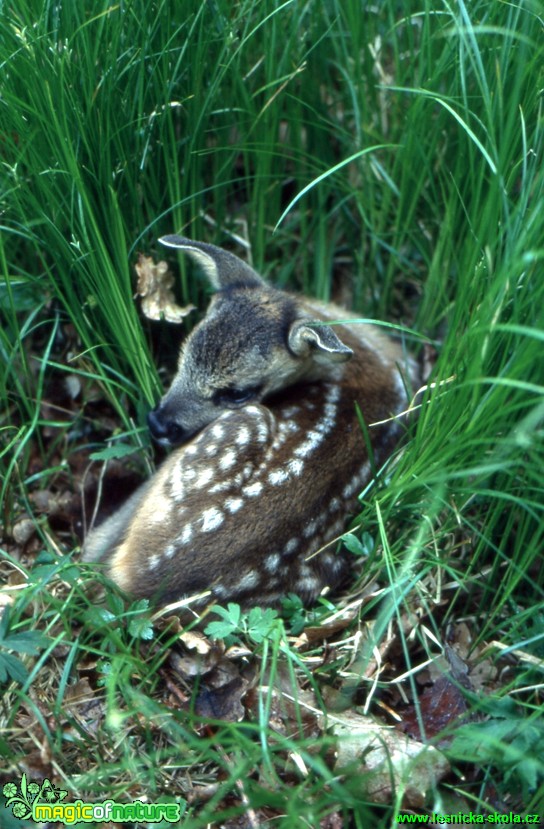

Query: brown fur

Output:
[83, 237, 420, 607]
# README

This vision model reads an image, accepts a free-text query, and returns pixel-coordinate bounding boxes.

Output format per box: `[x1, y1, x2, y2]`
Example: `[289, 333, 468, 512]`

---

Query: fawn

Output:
[83, 236, 420, 606]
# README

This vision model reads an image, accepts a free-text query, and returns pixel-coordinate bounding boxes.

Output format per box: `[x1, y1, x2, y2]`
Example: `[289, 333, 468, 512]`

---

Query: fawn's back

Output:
[83, 237, 420, 606]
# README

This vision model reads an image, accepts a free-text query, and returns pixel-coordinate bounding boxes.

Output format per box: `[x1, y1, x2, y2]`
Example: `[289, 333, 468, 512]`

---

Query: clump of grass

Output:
[1, 0, 543, 822]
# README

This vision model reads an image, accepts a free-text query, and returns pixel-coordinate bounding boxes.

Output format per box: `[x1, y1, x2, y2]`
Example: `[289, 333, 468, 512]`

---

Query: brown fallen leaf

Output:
[399, 672, 470, 743]
[195, 675, 247, 721]
[293, 605, 360, 647]
[63, 677, 105, 736]
[169, 632, 226, 678]
[135, 253, 195, 323]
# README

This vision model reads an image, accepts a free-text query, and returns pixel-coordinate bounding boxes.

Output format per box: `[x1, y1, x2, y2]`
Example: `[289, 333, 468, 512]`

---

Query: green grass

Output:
[1, 0, 543, 824]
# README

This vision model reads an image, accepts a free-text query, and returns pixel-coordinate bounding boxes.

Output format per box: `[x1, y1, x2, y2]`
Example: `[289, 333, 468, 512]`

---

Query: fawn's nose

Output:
[147, 407, 187, 447]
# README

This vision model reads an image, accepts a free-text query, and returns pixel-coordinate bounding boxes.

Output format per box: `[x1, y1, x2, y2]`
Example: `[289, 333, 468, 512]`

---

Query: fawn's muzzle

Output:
[147, 406, 187, 447]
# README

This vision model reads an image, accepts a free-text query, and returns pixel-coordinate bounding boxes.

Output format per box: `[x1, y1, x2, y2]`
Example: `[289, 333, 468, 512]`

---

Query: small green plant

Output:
[448, 698, 544, 805]
[0, 607, 49, 685]
[204, 603, 280, 645]
[341, 531, 375, 558]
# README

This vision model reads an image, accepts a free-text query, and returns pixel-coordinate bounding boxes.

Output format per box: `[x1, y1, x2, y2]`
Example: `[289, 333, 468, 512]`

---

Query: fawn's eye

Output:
[213, 385, 262, 407]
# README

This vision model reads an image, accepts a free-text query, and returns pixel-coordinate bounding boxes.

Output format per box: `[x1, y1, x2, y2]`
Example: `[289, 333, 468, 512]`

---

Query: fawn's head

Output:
[147, 236, 353, 446]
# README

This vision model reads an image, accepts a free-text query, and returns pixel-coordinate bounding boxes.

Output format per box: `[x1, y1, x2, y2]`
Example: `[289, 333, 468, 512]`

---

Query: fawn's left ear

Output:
[288, 320, 353, 363]
[159, 235, 265, 290]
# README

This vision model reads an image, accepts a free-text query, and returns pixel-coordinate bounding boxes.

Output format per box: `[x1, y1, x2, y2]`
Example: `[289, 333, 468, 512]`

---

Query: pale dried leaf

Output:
[179, 629, 213, 655]
[328, 710, 450, 808]
[169, 636, 226, 678]
[12, 517, 36, 544]
[135, 253, 195, 323]
[64, 374, 82, 399]
[0, 592, 15, 614]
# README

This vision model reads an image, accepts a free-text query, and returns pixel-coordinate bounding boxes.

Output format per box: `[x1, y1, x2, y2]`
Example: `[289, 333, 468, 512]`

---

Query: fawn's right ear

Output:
[159, 235, 265, 291]
[288, 319, 353, 363]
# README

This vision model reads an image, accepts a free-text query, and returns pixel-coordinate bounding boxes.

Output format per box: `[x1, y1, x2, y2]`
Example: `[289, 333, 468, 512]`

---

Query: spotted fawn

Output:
[83, 236, 420, 606]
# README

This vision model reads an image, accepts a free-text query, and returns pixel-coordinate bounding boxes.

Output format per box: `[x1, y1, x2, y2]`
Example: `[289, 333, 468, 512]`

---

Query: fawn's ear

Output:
[288, 320, 353, 363]
[159, 235, 265, 290]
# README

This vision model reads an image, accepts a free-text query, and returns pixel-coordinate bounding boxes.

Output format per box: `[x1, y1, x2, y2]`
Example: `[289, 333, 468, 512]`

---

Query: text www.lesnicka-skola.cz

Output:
[395, 813, 540, 825]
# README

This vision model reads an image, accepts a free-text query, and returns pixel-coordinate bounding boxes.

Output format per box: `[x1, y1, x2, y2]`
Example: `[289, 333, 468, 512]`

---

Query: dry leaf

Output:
[194, 675, 247, 721]
[327, 711, 450, 808]
[295, 606, 359, 647]
[135, 253, 195, 323]
[12, 517, 36, 545]
[169, 634, 226, 678]
[399, 673, 469, 742]
[179, 629, 214, 655]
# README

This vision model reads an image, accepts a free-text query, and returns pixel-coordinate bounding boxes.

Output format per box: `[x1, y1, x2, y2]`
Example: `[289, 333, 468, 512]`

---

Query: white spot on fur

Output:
[303, 519, 318, 539]
[265, 553, 280, 572]
[284, 537, 299, 556]
[342, 464, 370, 500]
[204, 442, 218, 456]
[342, 478, 359, 499]
[235, 426, 251, 446]
[169, 466, 185, 501]
[209, 480, 231, 494]
[315, 415, 335, 435]
[348, 461, 372, 497]
[233, 463, 253, 486]
[269, 468, 289, 486]
[185, 443, 198, 456]
[329, 517, 345, 535]
[330, 497, 341, 512]
[164, 543, 177, 559]
[238, 570, 261, 591]
[148, 554, 161, 570]
[225, 497, 244, 514]
[196, 467, 215, 488]
[219, 449, 237, 471]
[213, 583, 229, 599]
[179, 524, 193, 545]
[212, 422, 226, 440]
[287, 458, 304, 477]
[255, 416, 271, 443]
[243, 481, 263, 497]
[281, 405, 300, 418]
[200, 508, 224, 532]
[296, 575, 321, 594]
[245, 405, 261, 417]
[294, 430, 322, 458]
